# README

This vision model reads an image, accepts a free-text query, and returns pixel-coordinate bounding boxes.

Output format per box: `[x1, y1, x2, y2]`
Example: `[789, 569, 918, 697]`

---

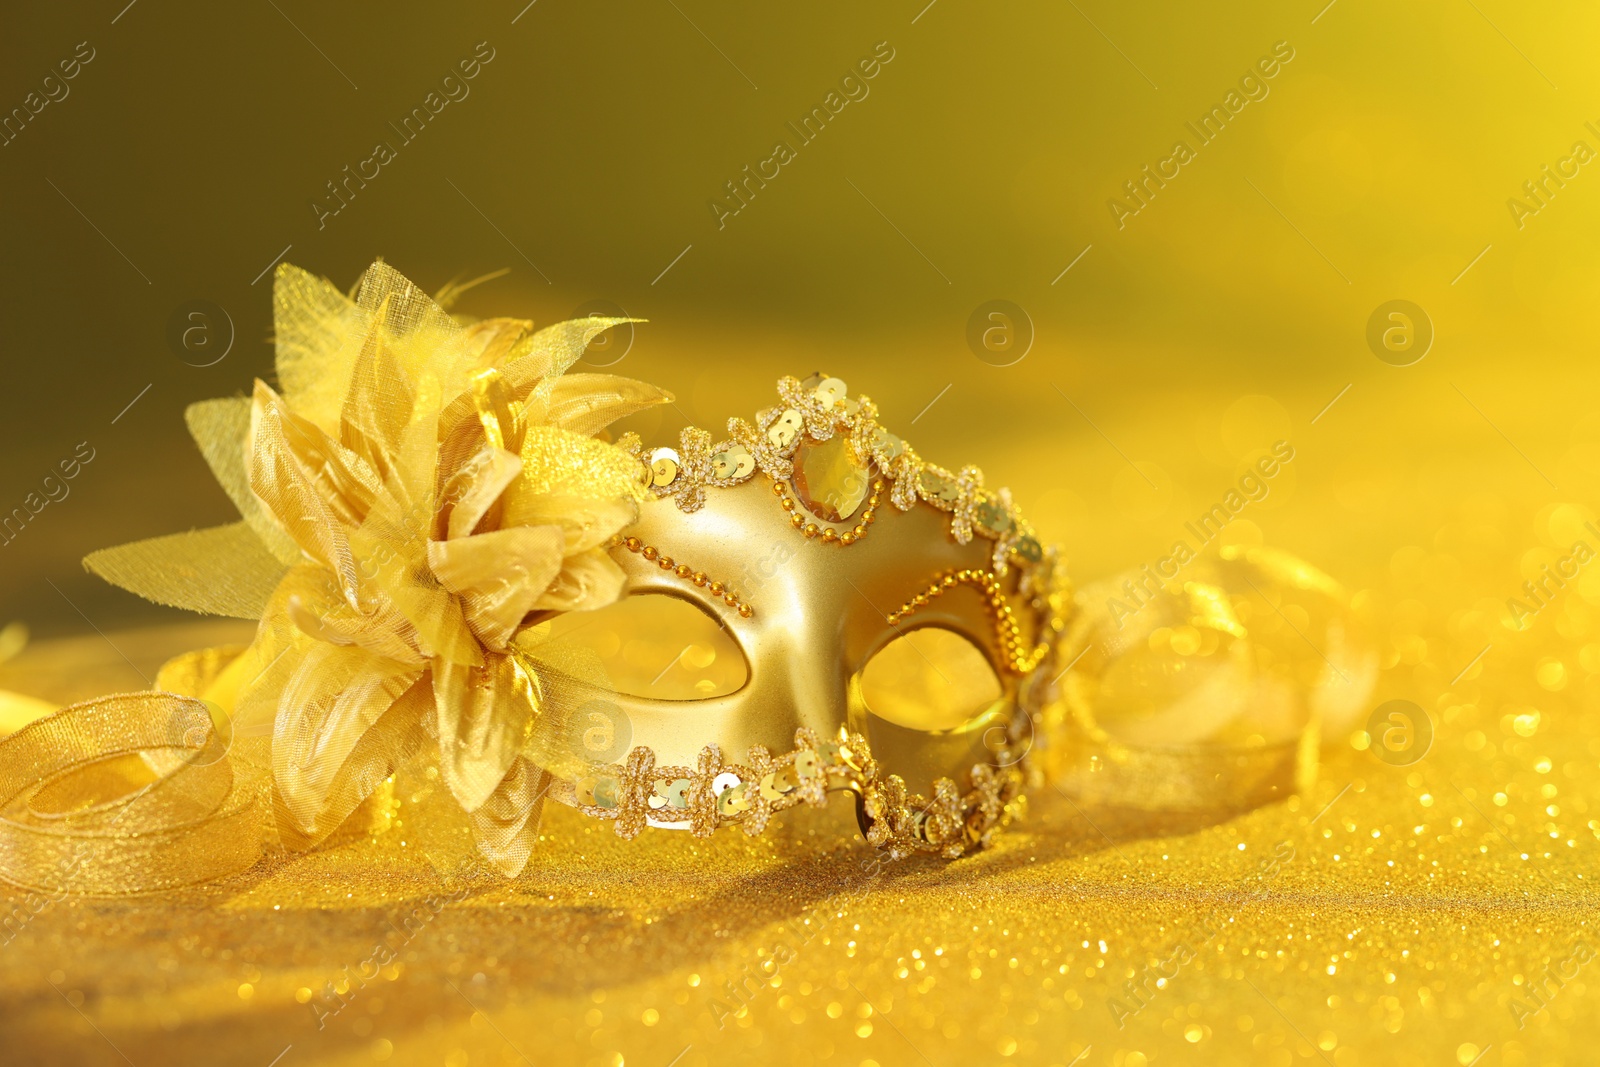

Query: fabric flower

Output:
[86, 260, 668, 874]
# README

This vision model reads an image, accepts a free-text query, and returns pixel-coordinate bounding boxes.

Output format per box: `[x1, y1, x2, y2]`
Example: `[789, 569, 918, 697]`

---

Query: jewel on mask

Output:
[775, 476, 885, 546]
[792, 434, 872, 523]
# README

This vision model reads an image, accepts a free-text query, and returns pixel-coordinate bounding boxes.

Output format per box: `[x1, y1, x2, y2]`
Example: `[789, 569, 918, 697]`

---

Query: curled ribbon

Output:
[0, 692, 265, 895]
[1041, 545, 1375, 815]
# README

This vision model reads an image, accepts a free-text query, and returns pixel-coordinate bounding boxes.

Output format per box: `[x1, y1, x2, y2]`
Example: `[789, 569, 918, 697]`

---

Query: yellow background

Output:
[1, 1, 1598, 1065]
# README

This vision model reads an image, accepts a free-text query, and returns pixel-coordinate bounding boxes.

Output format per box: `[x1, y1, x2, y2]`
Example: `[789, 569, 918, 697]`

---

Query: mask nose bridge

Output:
[746, 553, 856, 744]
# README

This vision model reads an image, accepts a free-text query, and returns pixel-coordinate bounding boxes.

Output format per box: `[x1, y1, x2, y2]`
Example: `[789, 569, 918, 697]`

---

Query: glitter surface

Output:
[0, 609, 1593, 1066]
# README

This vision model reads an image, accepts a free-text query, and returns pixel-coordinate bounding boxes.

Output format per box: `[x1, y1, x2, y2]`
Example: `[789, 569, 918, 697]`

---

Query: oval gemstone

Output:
[792, 434, 871, 523]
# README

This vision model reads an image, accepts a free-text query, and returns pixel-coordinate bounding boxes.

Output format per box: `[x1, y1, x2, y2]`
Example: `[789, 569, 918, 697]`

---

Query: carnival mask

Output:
[520, 370, 1068, 863]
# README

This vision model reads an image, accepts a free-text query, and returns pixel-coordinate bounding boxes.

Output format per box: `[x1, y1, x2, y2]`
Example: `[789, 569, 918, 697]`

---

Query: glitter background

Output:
[2, 0, 1598, 1064]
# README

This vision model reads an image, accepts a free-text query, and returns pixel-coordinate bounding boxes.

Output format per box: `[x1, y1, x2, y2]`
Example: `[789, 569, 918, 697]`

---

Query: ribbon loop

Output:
[0, 692, 265, 895]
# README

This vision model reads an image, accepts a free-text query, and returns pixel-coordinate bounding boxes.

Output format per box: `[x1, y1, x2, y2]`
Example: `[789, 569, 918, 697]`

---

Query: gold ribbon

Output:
[1040, 544, 1373, 814]
[0, 692, 265, 894]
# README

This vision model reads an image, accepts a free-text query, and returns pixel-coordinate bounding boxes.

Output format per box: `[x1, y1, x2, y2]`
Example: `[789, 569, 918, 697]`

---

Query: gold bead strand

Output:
[885, 568, 1049, 674]
[611, 536, 754, 618]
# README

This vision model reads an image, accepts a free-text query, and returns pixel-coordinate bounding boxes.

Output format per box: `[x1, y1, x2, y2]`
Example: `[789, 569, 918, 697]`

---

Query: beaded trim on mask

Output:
[887, 568, 1051, 674]
[549, 727, 1027, 859]
[618, 373, 1047, 579]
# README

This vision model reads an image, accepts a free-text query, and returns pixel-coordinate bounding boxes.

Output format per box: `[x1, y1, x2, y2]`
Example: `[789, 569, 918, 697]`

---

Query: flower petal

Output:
[427, 526, 565, 650]
[465, 755, 550, 878]
[272, 263, 368, 435]
[460, 317, 533, 375]
[83, 521, 290, 620]
[532, 373, 672, 437]
[277, 677, 432, 850]
[433, 321, 643, 490]
[501, 425, 646, 530]
[250, 380, 383, 602]
[504, 494, 635, 555]
[185, 398, 301, 564]
[432, 652, 539, 813]
[352, 259, 463, 372]
[352, 530, 480, 668]
[269, 640, 425, 837]
[505, 316, 643, 390]
[338, 310, 416, 485]
[440, 446, 523, 542]
[534, 548, 626, 613]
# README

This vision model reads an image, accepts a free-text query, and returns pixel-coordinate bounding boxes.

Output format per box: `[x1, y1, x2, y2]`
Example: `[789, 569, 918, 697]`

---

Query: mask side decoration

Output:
[81, 259, 673, 878]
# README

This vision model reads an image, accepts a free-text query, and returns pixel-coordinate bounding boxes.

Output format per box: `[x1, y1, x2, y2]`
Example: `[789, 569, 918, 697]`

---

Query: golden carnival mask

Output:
[524, 368, 1067, 862]
[0, 259, 1372, 893]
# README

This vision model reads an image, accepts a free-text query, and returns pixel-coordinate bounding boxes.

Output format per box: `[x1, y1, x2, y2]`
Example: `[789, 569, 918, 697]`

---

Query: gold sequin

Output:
[715, 783, 750, 816]
[651, 777, 690, 810]
[766, 408, 805, 448]
[647, 447, 680, 487]
[709, 444, 755, 480]
[918, 466, 960, 505]
[806, 375, 849, 408]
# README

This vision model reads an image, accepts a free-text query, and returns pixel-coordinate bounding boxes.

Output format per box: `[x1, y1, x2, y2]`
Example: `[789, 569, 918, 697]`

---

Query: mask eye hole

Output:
[535, 593, 748, 700]
[858, 626, 1003, 732]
